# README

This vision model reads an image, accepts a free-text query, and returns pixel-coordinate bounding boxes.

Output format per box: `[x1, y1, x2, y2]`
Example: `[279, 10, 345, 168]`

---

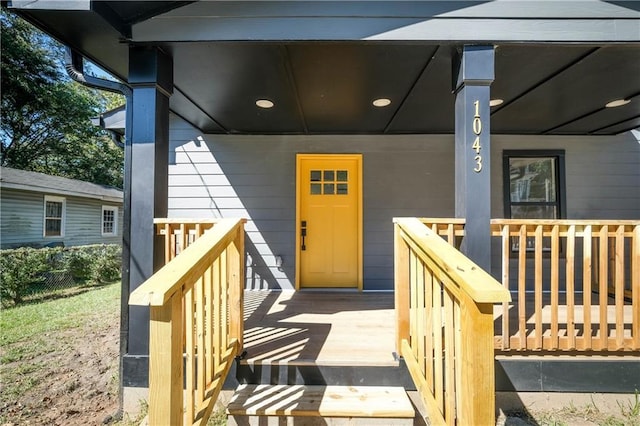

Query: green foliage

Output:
[0, 248, 52, 305]
[0, 245, 122, 307]
[83, 244, 122, 284]
[0, 8, 123, 188]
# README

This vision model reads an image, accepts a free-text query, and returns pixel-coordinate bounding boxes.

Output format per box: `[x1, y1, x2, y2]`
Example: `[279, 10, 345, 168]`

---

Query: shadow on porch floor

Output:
[242, 290, 398, 366]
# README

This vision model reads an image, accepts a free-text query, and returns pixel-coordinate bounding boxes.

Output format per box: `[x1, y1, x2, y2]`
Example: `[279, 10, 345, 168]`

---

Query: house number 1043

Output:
[472, 100, 483, 173]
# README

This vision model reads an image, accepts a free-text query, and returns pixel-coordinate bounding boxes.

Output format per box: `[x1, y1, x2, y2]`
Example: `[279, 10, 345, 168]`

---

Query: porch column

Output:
[453, 45, 494, 271]
[123, 46, 172, 361]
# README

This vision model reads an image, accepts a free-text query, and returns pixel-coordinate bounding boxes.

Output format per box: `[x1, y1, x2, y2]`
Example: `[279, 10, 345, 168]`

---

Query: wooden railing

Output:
[154, 218, 219, 262]
[492, 220, 640, 352]
[418, 218, 466, 248]
[130, 218, 246, 426]
[394, 218, 510, 426]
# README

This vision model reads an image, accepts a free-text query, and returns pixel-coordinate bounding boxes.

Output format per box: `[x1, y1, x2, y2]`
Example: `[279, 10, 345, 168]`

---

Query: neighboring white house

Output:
[0, 167, 123, 248]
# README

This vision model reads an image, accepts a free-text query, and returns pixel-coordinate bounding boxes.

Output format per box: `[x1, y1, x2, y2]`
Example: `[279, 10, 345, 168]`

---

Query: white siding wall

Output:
[0, 188, 123, 248]
[168, 114, 640, 290]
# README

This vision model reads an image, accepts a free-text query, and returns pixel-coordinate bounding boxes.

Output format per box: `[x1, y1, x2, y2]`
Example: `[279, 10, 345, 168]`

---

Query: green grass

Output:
[0, 283, 119, 357]
[0, 282, 120, 402]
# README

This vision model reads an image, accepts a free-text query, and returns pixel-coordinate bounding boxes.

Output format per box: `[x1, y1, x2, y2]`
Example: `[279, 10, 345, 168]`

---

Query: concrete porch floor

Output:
[241, 290, 398, 366]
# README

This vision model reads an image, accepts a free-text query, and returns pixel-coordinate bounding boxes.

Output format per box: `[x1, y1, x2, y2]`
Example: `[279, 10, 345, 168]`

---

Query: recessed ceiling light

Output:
[372, 98, 391, 107]
[490, 99, 504, 107]
[605, 99, 630, 108]
[256, 99, 274, 109]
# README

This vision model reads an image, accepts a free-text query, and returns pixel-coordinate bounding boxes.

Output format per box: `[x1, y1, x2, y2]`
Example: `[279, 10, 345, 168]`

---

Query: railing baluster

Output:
[518, 224, 527, 350]
[213, 257, 221, 372]
[185, 285, 195, 423]
[424, 265, 434, 394]
[443, 288, 456, 425]
[432, 276, 443, 414]
[164, 223, 171, 264]
[170, 225, 177, 260]
[410, 251, 418, 358]
[534, 225, 543, 350]
[501, 224, 510, 351]
[447, 224, 454, 246]
[204, 265, 213, 390]
[615, 225, 625, 349]
[566, 225, 576, 350]
[453, 301, 462, 425]
[551, 225, 560, 349]
[416, 256, 425, 375]
[196, 276, 206, 408]
[599, 225, 608, 351]
[180, 223, 187, 255]
[583, 225, 593, 350]
[633, 225, 640, 350]
[221, 249, 228, 349]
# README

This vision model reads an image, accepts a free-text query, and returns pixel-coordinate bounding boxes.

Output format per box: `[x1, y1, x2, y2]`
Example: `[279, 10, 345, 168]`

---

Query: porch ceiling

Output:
[13, 2, 640, 136]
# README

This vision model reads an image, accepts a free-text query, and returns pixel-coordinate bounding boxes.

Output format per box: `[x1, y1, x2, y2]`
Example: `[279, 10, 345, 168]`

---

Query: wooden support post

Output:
[394, 223, 410, 357]
[148, 295, 183, 426]
[228, 225, 245, 349]
[458, 293, 495, 425]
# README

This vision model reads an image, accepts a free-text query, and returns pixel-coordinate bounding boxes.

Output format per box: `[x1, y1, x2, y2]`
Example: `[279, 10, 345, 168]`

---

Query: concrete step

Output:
[227, 384, 416, 426]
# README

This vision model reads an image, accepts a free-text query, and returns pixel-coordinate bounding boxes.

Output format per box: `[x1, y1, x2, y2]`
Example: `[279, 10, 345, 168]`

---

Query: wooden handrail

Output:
[491, 219, 639, 352]
[130, 218, 246, 426]
[394, 218, 509, 426]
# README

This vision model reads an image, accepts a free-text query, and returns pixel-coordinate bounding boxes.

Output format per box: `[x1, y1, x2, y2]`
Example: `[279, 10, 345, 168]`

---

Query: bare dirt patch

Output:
[1, 285, 121, 426]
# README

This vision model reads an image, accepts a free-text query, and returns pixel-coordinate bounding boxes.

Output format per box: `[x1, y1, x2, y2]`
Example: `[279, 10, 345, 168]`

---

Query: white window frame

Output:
[102, 206, 118, 236]
[43, 195, 66, 237]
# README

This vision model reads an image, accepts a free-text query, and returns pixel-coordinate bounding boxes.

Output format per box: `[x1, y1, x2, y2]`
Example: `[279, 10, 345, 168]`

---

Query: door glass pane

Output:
[337, 170, 348, 182]
[324, 170, 335, 182]
[310, 170, 321, 182]
[337, 183, 348, 195]
[323, 183, 335, 194]
[508, 157, 556, 202]
[310, 183, 322, 195]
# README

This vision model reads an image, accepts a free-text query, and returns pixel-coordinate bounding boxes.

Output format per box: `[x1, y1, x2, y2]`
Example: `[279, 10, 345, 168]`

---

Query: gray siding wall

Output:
[168, 116, 454, 290]
[0, 188, 123, 248]
[489, 133, 640, 289]
[168, 115, 640, 290]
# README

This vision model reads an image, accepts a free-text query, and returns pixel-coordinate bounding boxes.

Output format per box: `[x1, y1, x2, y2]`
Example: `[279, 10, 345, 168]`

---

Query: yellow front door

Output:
[297, 154, 362, 289]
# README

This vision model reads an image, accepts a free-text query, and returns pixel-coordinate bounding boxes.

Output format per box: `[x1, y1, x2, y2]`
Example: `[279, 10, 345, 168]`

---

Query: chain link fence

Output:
[0, 244, 122, 307]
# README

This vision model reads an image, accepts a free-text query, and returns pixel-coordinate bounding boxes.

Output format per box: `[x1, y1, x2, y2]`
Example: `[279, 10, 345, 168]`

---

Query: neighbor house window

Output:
[44, 196, 65, 237]
[503, 150, 566, 220]
[102, 206, 118, 236]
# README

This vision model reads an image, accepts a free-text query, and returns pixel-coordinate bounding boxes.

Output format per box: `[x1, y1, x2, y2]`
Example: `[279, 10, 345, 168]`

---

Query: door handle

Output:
[301, 221, 307, 250]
